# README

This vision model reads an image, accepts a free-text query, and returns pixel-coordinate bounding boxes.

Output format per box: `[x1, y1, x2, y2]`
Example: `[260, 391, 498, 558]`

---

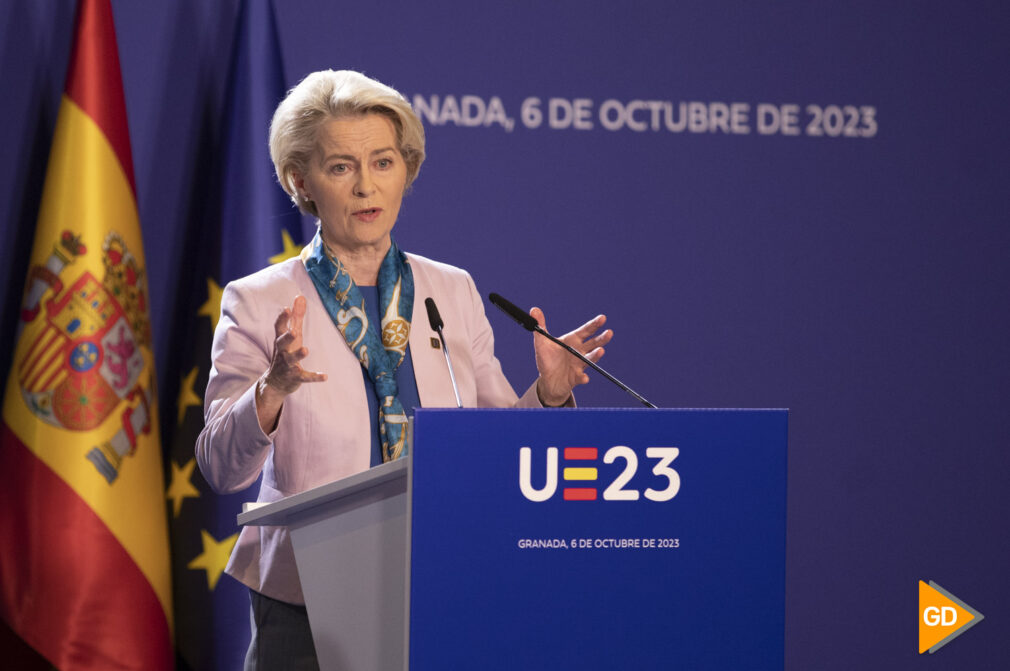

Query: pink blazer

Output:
[196, 252, 544, 603]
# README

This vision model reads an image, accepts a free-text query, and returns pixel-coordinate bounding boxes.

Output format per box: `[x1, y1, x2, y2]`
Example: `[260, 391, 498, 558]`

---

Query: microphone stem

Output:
[534, 325, 657, 409]
[436, 325, 463, 408]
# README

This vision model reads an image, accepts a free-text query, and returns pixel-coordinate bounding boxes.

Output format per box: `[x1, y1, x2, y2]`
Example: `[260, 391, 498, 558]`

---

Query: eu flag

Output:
[162, 1, 303, 668]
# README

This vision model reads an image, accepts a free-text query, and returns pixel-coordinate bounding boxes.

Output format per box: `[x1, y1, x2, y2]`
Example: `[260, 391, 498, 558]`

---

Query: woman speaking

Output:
[196, 70, 612, 669]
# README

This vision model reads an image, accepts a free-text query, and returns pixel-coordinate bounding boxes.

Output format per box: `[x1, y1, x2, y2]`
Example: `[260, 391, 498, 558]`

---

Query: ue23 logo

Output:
[519, 446, 680, 502]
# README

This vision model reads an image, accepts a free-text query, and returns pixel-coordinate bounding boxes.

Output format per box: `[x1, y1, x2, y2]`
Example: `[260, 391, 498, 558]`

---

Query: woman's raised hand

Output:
[532, 307, 612, 407]
[256, 295, 327, 431]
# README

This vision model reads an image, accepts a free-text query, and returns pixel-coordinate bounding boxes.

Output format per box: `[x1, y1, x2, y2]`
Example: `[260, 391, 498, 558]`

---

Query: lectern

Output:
[238, 408, 787, 670]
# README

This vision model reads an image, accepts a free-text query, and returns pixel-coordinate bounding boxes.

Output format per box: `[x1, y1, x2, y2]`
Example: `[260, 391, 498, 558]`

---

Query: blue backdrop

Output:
[1, 1, 1007, 669]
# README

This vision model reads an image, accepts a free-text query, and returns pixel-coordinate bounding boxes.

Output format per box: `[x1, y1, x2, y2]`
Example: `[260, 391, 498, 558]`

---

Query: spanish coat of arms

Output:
[16, 230, 154, 483]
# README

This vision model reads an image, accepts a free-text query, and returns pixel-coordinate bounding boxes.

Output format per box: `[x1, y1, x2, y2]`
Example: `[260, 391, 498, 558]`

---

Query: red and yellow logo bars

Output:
[563, 447, 598, 500]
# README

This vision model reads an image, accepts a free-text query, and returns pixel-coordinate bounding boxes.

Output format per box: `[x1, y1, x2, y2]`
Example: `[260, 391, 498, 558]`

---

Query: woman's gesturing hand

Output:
[256, 295, 327, 431]
[532, 307, 612, 407]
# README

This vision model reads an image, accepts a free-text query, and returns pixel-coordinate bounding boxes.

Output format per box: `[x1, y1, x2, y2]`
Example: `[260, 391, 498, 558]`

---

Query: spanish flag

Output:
[0, 1, 173, 668]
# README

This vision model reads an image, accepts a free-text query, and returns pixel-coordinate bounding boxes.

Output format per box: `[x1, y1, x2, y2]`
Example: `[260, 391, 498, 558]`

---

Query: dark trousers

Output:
[245, 589, 319, 671]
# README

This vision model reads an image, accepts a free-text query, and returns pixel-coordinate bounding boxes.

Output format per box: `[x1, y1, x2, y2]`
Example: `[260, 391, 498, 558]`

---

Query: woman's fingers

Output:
[575, 328, 612, 353]
[275, 295, 307, 345]
[564, 318, 611, 359]
[572, 314, 607, 340]
[273, 306, 291, 337]
[530, 305, 612, 406]
[290, 295, 307, 336]
[275, 330, 296, 351]
[299, 368, 328, 383]
[266, 296, 326, 393]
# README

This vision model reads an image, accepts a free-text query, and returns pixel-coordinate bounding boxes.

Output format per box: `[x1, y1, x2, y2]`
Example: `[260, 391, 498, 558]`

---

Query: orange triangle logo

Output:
[918, 580, 984, 653]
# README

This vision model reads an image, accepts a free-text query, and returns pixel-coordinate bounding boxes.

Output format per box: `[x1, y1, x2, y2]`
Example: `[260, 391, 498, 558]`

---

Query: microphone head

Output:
[424, 297, 444, 330]
[488, 292, 538, 331]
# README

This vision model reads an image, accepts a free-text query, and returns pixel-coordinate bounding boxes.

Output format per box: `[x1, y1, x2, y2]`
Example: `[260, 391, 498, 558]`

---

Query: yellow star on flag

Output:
[177, 366, 202, 424]
[198, 277, 224, 331]
[188, 529, 239, 591]
[269, 228, 301, 265]
[165, 458, 200, 517]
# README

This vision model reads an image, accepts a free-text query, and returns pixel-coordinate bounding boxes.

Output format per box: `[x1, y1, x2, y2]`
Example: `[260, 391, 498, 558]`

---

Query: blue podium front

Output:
[409, 408, 787, 670]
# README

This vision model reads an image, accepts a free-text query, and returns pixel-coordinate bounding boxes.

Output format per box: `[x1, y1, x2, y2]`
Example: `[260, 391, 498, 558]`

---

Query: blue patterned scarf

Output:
[302, 232, 414, 461]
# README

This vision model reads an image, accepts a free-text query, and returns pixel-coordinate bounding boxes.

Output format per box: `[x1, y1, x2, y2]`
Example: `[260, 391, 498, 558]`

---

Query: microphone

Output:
[488, 292, 658, 409]
[424, 297, 462, 408]
[424, 297, 444, 330]
[488, 292, 538, 331]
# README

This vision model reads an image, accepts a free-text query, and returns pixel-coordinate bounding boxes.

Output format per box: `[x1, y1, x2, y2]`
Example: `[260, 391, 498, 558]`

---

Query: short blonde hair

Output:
[269, 70, 426, 216]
